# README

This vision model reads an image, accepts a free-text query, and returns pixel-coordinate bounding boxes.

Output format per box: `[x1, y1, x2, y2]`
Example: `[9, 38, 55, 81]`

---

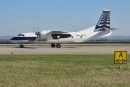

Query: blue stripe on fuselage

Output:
[11, 37, 36, 41]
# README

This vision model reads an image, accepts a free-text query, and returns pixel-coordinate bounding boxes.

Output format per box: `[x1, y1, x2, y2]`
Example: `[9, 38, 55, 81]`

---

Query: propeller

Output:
[35, 31, 41, 41]
[34, 26, 41, 41]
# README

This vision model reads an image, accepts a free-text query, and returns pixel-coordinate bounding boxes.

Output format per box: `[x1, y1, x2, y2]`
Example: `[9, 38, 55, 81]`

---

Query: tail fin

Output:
[95, 10, 110, 31]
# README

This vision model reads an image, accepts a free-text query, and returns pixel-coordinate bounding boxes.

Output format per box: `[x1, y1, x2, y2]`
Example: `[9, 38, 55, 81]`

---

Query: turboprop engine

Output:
[35, 30, 51, 41]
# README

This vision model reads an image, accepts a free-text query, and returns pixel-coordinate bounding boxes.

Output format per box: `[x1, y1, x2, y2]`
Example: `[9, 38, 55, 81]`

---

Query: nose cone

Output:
[10, 37, 15, 40]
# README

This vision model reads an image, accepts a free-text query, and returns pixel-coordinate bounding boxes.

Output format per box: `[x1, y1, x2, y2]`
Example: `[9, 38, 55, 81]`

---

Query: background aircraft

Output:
[11, 10, 116, 48]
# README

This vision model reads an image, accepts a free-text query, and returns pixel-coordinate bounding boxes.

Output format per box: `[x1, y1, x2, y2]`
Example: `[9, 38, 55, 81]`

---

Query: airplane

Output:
[10, 10, 116, 48]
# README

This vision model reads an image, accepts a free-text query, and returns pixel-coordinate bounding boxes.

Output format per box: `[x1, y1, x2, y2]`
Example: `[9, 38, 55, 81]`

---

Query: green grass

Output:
[0, 54, 130, 87]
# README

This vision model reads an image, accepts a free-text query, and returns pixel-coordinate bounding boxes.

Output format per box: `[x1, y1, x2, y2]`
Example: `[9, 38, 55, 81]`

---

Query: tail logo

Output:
[95, 10, 110, 31]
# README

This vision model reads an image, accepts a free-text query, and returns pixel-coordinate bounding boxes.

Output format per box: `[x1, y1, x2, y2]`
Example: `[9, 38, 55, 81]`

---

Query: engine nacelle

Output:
[40, 30, 51, 41]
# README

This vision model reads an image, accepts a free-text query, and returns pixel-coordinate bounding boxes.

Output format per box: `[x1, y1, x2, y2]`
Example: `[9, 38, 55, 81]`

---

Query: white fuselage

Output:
[10, 26, 114, 44]
[38, 26, 113, 44]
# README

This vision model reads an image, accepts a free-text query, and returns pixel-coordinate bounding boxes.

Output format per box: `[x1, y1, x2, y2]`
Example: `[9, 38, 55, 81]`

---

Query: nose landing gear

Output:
[20, 44, 24, 48]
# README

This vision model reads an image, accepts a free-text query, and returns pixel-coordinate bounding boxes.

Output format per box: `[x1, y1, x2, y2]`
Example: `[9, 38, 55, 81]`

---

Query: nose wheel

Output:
[20, 44, 24, 48]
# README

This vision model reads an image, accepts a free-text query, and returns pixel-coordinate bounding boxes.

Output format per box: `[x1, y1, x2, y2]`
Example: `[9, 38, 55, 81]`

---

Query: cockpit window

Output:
[18, 34, 21, 36]
[18, 34, 24, 36]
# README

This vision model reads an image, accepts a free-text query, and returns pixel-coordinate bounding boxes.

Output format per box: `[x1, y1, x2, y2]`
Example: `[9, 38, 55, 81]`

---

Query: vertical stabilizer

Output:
[95, 10, 110, 31]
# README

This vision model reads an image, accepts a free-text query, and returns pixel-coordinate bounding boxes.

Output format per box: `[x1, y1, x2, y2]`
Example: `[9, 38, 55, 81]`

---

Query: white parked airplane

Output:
[11, 10, 116, 48]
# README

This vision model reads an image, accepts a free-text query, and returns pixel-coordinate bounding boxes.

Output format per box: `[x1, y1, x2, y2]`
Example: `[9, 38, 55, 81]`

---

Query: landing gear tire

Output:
[51, 43, 55, 48]
[20, 44, 24, 48]
[56, 43, 61, 48]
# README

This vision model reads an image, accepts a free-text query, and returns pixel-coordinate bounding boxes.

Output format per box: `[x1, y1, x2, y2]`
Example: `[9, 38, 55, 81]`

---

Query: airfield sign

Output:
[114, 51, 127, 64]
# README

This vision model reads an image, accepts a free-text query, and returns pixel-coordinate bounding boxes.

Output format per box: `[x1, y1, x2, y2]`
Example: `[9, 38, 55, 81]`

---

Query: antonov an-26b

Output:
[11, 10, 116, 48]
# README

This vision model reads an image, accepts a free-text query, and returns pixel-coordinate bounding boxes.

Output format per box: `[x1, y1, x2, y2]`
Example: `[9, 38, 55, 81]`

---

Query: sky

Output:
[0, 0, 130, 36]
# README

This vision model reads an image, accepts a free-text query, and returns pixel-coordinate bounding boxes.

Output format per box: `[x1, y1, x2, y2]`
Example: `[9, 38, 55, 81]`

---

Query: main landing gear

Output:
[51, 43, 61, 48]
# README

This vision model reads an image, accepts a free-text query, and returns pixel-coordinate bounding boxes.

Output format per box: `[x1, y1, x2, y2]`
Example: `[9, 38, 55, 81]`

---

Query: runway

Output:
[0, 44, 130, 55]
